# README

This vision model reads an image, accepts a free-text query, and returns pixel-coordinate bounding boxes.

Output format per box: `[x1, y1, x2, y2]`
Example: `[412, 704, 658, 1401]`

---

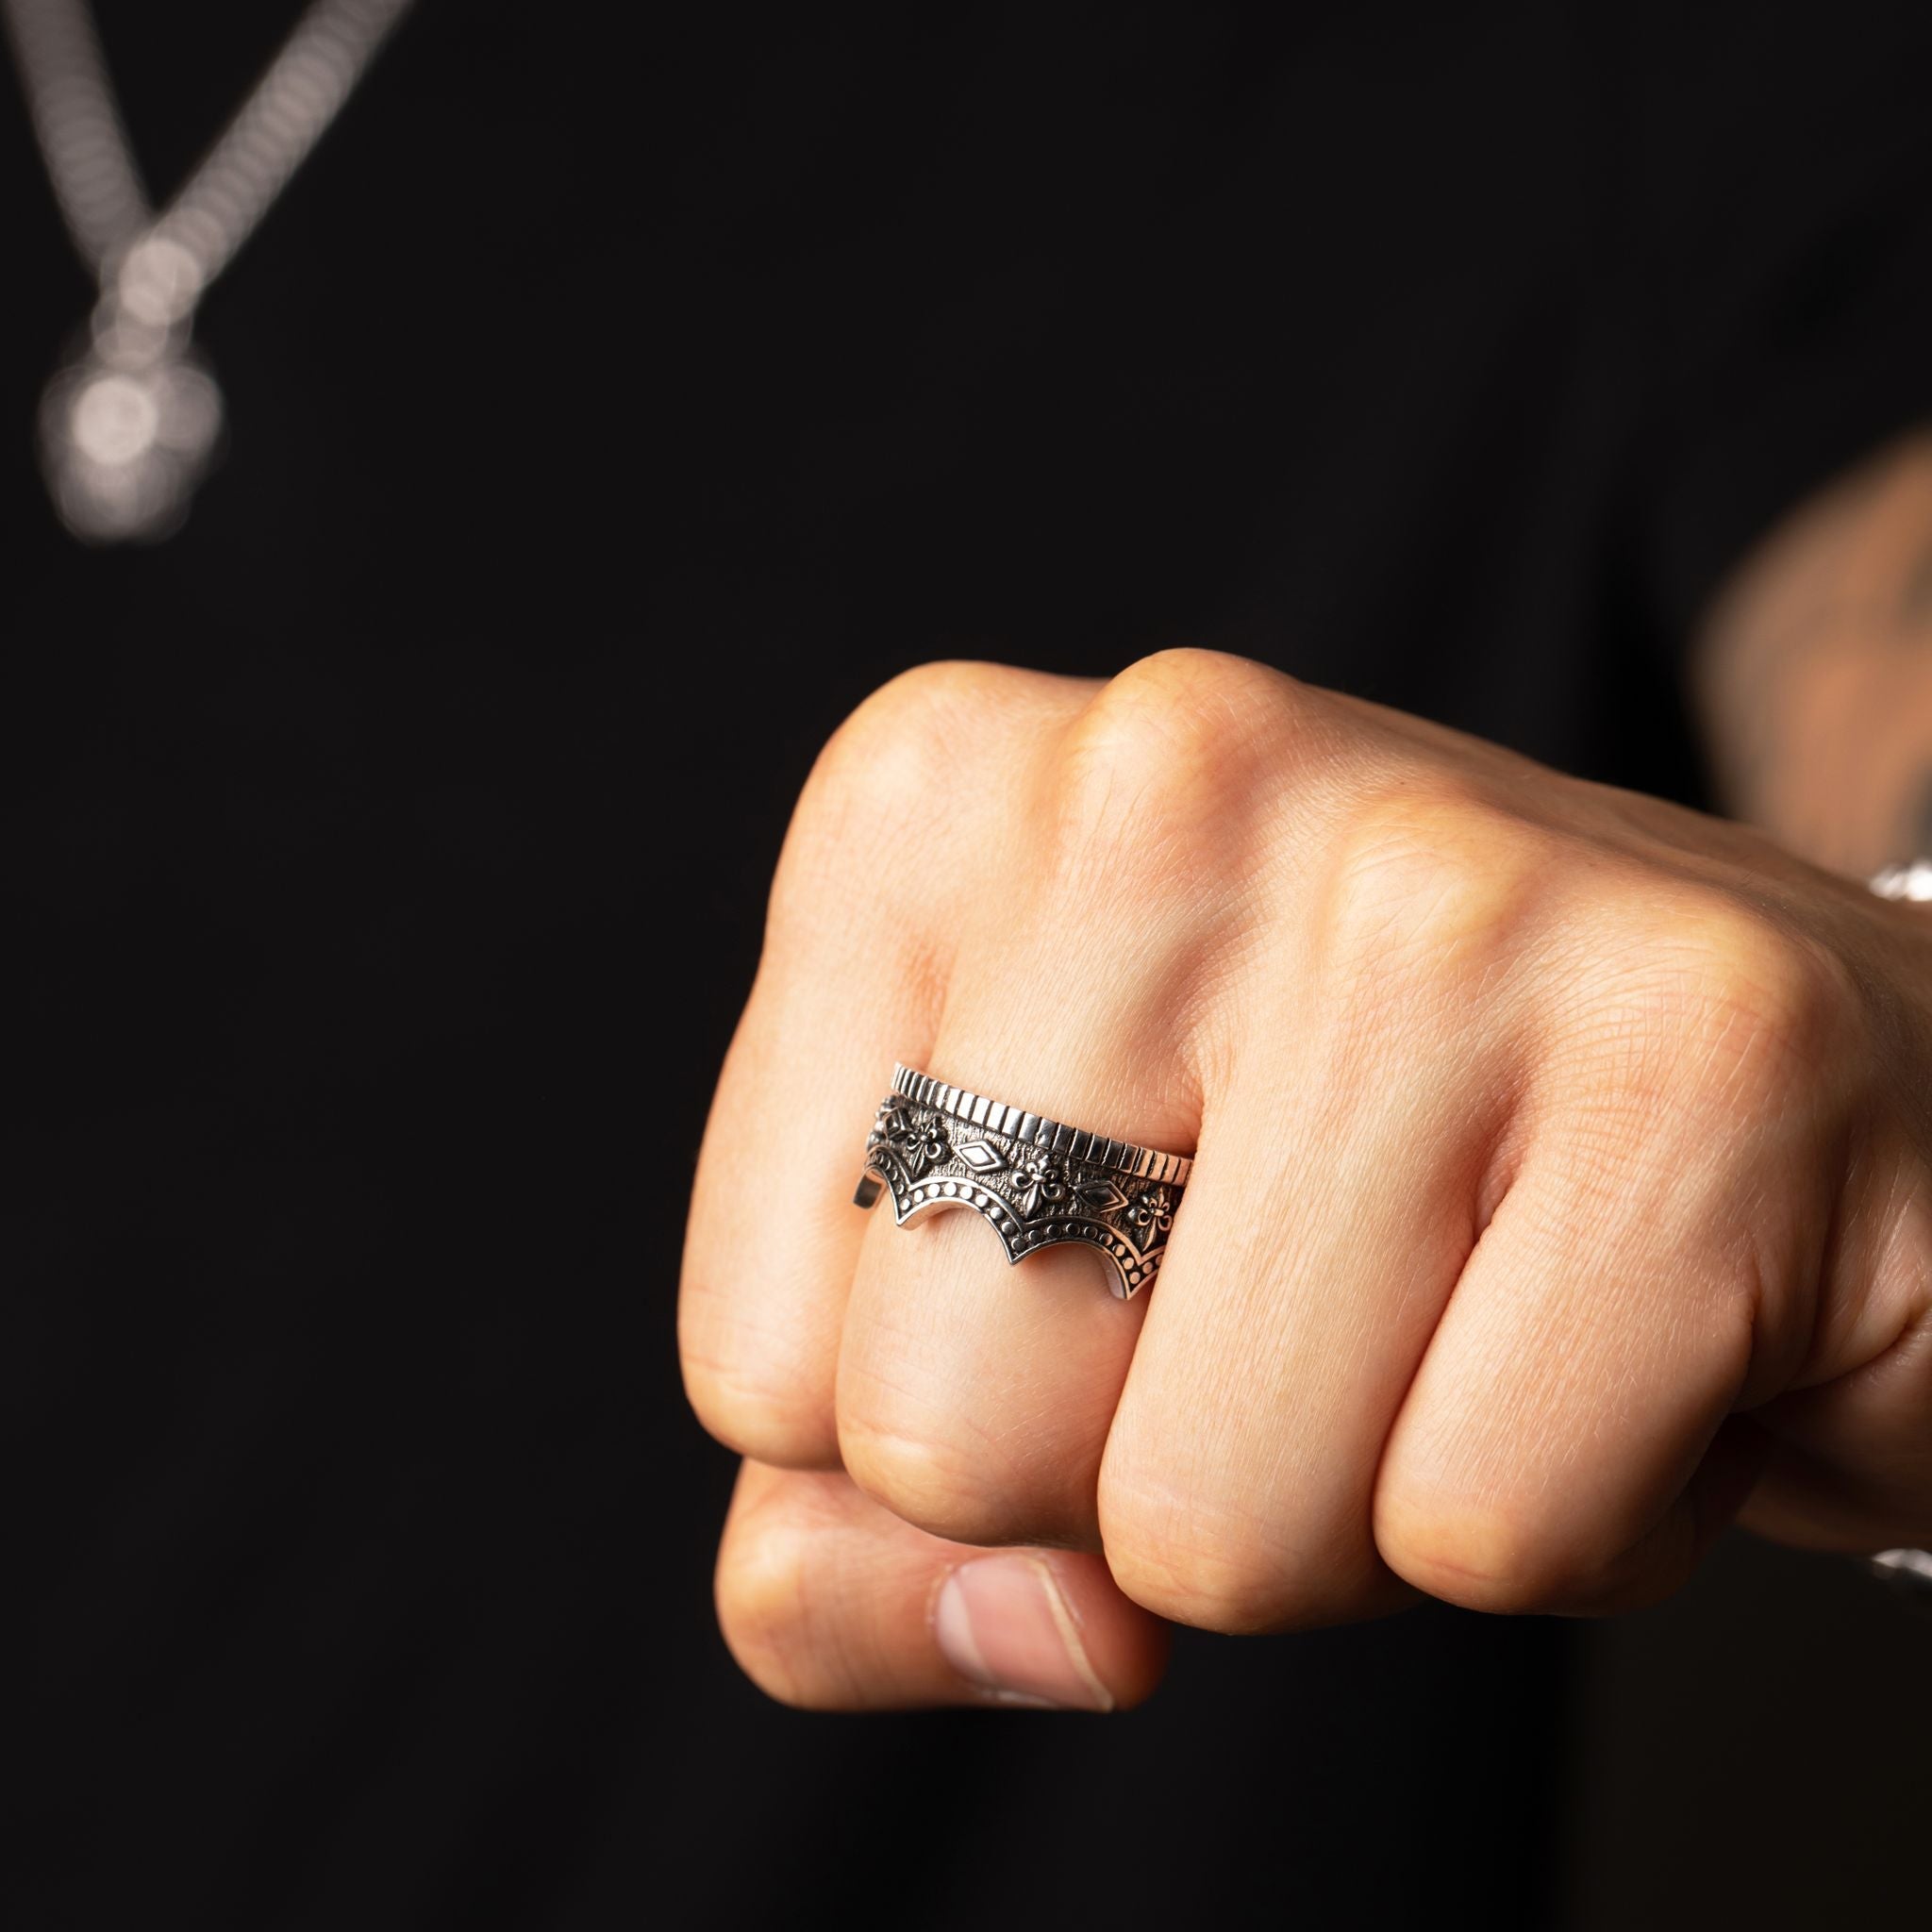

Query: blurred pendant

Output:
[39, 334, 224, 544]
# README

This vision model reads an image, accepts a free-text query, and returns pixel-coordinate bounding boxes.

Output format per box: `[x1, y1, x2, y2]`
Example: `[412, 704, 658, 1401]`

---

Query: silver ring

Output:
[853, 1063, 1193, 1299]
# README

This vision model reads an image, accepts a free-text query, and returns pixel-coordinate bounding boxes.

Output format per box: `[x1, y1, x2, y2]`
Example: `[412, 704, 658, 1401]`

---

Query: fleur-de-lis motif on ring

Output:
[1124, 1185, 1174, 1243]
[1009, 1153, 1067, 1218]
[894, 1110, 950, 1175]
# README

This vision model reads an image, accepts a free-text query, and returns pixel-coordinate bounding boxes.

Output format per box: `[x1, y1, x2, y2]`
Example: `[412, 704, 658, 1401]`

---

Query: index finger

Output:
[678, 662, 1092, 1467]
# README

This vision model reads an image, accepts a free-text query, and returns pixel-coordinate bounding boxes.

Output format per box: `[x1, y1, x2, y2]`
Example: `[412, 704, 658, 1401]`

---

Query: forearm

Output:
[1692, 429, 1932, 875]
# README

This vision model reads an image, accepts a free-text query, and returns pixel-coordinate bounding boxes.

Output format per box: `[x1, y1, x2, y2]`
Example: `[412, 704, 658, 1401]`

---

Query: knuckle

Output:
[1105, 1539, 1284, 1634]
[1374, 1490, 1583, 1615]
[769, 659, 1040, 937]
[1050, 649, 1306, 857]
[838, 1416, 1019, 1548]
[1684, 900, 1851, 1065]
[1099, 1483, 1357, 1633]
[813, 660, 1024, 812]
[1583, 888, 1856, 1106]
[680, 1341, 841, 1471]
[1319, 785, 1550, 998]
[841, 656, 1023, 736]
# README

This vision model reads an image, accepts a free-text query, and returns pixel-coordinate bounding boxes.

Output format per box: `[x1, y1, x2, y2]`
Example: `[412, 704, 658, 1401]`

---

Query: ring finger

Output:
[834, 928, 1208, 1551]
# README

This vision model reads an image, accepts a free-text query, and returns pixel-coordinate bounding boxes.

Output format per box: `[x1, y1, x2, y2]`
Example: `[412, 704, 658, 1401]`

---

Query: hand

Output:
[680, 651, 1932, 1710]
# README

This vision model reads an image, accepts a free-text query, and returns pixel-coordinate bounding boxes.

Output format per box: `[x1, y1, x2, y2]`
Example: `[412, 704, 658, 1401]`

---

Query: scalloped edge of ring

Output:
[854, 1160, 1165, 1300]
[853, 1065, 1191, 1301]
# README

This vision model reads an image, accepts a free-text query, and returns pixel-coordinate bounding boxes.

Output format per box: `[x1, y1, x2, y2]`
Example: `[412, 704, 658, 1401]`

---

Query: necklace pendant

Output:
[39, 328, 224, 544]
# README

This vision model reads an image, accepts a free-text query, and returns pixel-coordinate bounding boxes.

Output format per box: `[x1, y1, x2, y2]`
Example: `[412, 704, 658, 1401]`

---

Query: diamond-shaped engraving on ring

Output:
[857, 1067, 1191, 1299]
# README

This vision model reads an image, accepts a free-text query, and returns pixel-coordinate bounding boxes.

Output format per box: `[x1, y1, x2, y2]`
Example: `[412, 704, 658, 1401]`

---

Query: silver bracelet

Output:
[1869, 858, 1932, 903]
[1863, 864, 1932, 1609]
[1867, 1547, 1932, 1611]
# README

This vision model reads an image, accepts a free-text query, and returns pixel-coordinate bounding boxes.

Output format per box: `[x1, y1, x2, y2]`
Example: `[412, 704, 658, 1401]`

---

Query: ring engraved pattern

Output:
[853, 1063, 1193, 1299]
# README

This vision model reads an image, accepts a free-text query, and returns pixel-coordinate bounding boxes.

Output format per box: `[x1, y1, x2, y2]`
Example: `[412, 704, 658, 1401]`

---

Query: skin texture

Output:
[683, 623, 1932, 1712]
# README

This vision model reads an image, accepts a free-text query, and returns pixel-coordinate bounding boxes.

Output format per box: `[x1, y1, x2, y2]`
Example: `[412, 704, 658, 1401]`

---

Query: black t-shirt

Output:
[11, 6, 1932, 1927]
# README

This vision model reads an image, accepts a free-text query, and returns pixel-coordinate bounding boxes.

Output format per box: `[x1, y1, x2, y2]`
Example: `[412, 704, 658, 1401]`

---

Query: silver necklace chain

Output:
[3, 0, 415, 541]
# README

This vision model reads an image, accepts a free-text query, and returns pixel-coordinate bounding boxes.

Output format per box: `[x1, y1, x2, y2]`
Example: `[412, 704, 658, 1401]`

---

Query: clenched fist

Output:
[681, 651, 1932, 1710]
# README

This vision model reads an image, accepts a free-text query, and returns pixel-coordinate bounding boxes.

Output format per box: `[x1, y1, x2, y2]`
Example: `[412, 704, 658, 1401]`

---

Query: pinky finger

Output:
[717, 1461, 1171, 1712]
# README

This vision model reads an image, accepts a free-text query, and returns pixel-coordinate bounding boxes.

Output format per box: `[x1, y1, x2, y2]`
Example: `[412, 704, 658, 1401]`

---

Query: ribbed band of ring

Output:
[885, 1064, 1194, 1188]
[854, 1063, 1195, 1299]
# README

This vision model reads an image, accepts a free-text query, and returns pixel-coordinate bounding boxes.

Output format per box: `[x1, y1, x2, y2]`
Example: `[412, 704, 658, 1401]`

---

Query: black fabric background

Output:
[9, 6, 1932, 1927]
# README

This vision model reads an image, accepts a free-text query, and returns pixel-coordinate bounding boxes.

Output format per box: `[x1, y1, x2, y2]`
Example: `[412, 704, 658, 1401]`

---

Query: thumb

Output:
[716, 1460, 1170, 1711]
